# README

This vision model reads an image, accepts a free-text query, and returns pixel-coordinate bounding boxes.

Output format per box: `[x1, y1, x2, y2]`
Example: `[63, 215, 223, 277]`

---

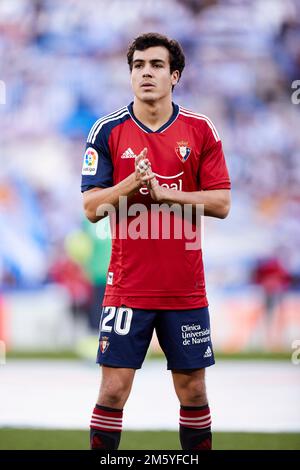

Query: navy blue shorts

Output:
[96, 306, 215, 370]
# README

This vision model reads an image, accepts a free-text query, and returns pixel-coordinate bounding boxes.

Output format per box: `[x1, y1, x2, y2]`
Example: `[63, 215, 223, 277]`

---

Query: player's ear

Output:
[171, 70, 180, 86]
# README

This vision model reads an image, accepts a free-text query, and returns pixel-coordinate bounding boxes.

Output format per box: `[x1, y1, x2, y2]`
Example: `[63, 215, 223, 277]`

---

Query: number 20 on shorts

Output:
[100, 306, 133, 336]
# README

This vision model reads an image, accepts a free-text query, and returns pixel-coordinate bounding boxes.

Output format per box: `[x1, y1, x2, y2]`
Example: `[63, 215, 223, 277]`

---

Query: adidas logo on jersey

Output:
[203, 346, 212, 358]
[121, 148, 136, 159]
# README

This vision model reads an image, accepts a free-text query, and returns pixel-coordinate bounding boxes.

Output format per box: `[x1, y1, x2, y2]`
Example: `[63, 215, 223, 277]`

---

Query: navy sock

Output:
[179, 404, 212, 450]
[90, 404, 123, 450]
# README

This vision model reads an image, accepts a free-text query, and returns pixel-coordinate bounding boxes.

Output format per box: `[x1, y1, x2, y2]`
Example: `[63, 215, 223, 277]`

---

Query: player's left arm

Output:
[145, 174, 231, 219]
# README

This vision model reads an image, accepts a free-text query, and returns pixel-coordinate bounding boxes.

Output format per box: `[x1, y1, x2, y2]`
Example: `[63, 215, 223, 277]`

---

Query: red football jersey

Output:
[81, 103, 231, 309]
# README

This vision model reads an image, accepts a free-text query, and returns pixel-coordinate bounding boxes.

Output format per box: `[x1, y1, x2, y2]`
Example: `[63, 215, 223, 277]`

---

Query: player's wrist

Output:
[156, 186, 173, 204]
[131, 172, 144, 190]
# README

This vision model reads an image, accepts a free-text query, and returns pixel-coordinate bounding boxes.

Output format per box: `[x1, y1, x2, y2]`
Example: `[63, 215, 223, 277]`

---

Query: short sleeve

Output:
[198, 121, 231, 191]
[81, 128, 113, 193]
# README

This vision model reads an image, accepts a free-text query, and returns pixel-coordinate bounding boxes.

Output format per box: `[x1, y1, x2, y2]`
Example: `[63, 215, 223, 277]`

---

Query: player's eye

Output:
[133, 63, 143, 68]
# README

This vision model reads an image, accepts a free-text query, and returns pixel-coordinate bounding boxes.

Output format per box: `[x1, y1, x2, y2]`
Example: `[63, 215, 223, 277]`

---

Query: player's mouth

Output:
[141, 82, 155, 89]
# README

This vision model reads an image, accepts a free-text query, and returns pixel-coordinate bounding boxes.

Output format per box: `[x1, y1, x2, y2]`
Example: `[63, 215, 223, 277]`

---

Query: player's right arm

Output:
[82, 147, 151, 223]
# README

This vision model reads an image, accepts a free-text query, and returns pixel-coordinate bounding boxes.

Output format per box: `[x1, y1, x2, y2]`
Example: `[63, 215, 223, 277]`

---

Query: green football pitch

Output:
[0, 429, 299, 450]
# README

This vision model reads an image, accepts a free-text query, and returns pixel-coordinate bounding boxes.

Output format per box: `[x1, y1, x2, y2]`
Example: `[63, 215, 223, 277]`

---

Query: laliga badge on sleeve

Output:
[82, 147, 98, 175]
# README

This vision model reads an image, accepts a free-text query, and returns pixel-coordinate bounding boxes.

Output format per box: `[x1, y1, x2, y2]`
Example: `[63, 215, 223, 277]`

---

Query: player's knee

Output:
[99, 378, 131, 407]
[179, 378, 207, 405]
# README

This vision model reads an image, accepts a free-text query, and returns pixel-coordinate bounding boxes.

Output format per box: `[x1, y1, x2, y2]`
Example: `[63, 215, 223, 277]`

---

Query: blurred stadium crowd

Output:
[0, 0, 300, 333]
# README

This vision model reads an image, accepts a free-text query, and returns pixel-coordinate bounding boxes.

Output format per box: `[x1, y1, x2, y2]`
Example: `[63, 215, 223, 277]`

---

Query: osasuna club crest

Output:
[100, 336, 110, 353]
[175, 141, 191, 162]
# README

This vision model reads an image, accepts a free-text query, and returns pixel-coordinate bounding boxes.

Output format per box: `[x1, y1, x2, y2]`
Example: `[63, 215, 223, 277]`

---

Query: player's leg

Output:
[171, 367, 207, 406]
[90, 366, 135, 450]
[172, 368, 212, 450]
[90, 306, 156, 450]
[155, 306, 214, 450]
[97, 365, 136, 408]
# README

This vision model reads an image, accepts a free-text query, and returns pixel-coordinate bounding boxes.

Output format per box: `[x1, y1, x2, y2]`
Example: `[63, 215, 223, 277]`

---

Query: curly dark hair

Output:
[127, 33, 185, 88]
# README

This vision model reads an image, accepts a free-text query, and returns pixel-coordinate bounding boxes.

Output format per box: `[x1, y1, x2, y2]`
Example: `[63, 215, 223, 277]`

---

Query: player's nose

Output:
[142, 69, 153, 78]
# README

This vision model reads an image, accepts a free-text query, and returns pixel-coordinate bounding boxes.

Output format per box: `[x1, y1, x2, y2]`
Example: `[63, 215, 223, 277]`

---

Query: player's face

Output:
[130, 46, 179, 103]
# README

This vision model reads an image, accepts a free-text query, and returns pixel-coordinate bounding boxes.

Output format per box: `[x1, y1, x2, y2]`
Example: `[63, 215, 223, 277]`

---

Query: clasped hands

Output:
[134, 147, 164, 202]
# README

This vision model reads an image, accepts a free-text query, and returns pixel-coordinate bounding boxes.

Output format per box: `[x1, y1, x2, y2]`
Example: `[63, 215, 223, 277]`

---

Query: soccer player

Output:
[81, 33, 231, 450]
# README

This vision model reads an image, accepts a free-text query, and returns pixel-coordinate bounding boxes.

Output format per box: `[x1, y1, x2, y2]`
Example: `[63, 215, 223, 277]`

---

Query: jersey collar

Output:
[127, 102, 179, 133]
